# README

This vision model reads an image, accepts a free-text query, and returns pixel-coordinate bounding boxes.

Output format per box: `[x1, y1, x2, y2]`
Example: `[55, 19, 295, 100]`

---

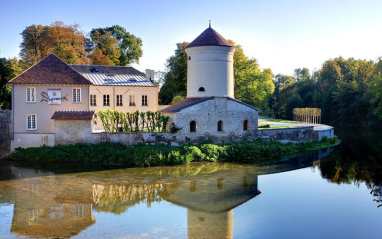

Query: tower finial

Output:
[209, 20, 211, 28]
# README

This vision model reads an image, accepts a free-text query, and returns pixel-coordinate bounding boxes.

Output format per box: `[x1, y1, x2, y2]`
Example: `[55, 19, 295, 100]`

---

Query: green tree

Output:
[0, 57, 22, 109]
[89, 25, 143, 66]
[158, 42, 188, 105]
[294, 68, 310, 81]
[285, 93, 304, 120]
[369, 74, 382, 120]
[230, 40, 274, 110]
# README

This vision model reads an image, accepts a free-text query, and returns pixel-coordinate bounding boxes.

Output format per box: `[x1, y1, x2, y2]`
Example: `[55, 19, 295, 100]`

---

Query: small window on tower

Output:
[188, 56, 191, 60]
[198, 87, 205, 92]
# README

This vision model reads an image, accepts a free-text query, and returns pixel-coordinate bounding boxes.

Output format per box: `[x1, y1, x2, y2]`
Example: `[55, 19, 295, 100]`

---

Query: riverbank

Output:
[5, 137, 339, 167]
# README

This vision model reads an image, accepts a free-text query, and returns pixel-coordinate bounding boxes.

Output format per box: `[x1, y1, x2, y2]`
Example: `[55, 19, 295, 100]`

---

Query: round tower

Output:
[185, 25, 235, 98]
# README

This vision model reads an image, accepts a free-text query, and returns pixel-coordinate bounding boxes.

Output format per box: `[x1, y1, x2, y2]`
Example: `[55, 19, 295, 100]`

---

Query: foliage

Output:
[97, 110, 169, 132]
[230, 40, 275, 111]
[158, 42, 189, 105]
[88, 25, 143, 66]
[171, 95, 185, 105]
[9, 138, 338, 167]
[269, 57, 382, 126]
[19, 21, 88, 69]
[169, 122, 182, 134]
[0, 57, 21, 109]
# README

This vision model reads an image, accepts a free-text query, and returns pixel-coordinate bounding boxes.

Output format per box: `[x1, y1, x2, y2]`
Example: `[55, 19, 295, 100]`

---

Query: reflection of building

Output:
[159, 167, 260, 239]
[10, 180, 95, 238]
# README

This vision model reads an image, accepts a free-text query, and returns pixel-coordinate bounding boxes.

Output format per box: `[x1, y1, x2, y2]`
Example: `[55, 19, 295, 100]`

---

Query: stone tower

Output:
[185, 24, 235, 98]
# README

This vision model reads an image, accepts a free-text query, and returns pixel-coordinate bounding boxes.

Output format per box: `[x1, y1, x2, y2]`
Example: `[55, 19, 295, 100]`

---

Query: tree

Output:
[294, 68, 310, 82]
[230, 40, 274, 110]
[0, 57, 22, 109]
[285, 93, 304, 120]
[158, 42, 188, 105]
[369, 74, 382, 120]
[89, 25, 143, 66]
[89, 47, 114, 65]
[89, 31, 120, 65]
[19, 21, 88, 69]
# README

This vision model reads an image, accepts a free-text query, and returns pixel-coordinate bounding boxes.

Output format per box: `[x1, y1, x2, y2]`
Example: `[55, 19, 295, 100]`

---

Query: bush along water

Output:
[97, 110, 170, 132]
[9, 138, 339, 167]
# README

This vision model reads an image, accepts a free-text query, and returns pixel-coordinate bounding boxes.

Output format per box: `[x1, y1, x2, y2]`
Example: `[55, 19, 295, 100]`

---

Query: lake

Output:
[0, 127, 381, 239]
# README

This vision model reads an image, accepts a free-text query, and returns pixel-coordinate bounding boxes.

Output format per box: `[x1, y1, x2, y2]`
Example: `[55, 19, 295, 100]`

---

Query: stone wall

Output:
[0, 110, 11, 156]
[257, 126, 315, 143]
[40, 118, 334, 149]
[170, 98, 258, 141]
[55, 119, 97, 145]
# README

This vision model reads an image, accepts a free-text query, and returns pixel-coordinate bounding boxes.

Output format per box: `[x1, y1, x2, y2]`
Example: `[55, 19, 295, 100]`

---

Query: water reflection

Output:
[0, 148, 331, 239]
[318, 127, 382, 208]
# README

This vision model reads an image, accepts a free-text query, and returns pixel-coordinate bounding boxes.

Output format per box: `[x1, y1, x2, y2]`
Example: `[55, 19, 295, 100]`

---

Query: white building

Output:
[8, 53, 159, 149]
[161, 25, 259, 140]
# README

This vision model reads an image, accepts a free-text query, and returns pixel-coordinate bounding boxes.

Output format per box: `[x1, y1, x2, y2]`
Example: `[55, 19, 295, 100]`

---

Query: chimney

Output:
[146, 69, 155, 83]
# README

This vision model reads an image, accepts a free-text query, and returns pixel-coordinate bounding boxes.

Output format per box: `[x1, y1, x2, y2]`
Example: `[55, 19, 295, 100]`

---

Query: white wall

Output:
[185, 46, 235, 98]
[11, 133, 55, 151]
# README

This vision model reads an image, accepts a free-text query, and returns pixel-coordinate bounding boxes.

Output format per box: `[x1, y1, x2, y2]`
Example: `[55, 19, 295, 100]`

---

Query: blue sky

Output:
[1, 0, 382, 76]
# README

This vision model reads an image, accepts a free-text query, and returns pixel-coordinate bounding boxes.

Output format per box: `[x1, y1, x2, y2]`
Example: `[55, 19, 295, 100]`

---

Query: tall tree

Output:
[19, 21, 88, 68]
[89, 25, 143, 66]
[158, 42, 188, 104]
[230, 40, 274, 110]
[0, 57, 22, 109]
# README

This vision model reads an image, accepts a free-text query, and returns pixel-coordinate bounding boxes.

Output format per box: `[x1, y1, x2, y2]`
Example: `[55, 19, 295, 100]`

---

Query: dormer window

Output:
[198, 87, 205, 92]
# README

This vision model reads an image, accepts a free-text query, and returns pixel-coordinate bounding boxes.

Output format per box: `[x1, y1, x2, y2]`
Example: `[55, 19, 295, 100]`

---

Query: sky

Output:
[1, 0, 382, 76]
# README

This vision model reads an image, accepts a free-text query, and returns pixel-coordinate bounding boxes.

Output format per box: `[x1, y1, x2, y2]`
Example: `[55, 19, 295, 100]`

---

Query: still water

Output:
[0, 128, 381, 239]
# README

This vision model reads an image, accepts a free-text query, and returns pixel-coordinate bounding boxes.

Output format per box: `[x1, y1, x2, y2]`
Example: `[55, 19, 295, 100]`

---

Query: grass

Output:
[258, 126, 300, 130]
[259, 116, 300, 124]
[7, 137, 340, 167]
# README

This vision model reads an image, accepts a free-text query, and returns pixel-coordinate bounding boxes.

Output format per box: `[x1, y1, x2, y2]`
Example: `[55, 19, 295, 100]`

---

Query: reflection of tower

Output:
[159, 169, 260, 239]
[188, 209, 233, 239]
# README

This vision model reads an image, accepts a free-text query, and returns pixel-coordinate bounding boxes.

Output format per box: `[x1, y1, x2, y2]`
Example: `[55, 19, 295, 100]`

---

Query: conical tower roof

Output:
[186, 26, 233, 48]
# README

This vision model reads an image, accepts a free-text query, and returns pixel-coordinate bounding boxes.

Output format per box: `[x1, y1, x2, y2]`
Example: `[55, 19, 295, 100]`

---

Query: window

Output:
[190, 120, 196, 132]
[198, 87, 205, 92]
[28, 209, 39, 222]
[243, 120, 248, 131]
[73, 88, 81, 103]
[75, 205, 83, 217]
[27, 114, 37, 130]
[26, 87, 36, 102]
[142, 95, 148, 106]
[218, 120, 223, 132]
[188, 56, 191, 60]
[90, 95, 97, 106]
[103, 95, 110, 106]
[129, 95, 136, 106]
[116, 95, 123, 106]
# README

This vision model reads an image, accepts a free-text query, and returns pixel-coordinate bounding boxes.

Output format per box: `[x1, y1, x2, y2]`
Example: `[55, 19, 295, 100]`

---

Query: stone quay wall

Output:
[0, 110, 11, 156]
[53, 120, 333, 147]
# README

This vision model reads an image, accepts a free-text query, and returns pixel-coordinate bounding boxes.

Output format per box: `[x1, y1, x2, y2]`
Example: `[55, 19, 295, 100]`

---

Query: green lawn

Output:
[259, 117, 300, 124]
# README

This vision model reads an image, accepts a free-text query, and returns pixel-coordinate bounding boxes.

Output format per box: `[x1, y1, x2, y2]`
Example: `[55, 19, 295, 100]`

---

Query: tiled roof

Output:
[160, 97, 214, 113]
[160, 97, 261, 113]
[186, 27, 233, 49]
[70, 65, 155, 87]
[9, 53, 92, 85]
[51, 111, 95, 120]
